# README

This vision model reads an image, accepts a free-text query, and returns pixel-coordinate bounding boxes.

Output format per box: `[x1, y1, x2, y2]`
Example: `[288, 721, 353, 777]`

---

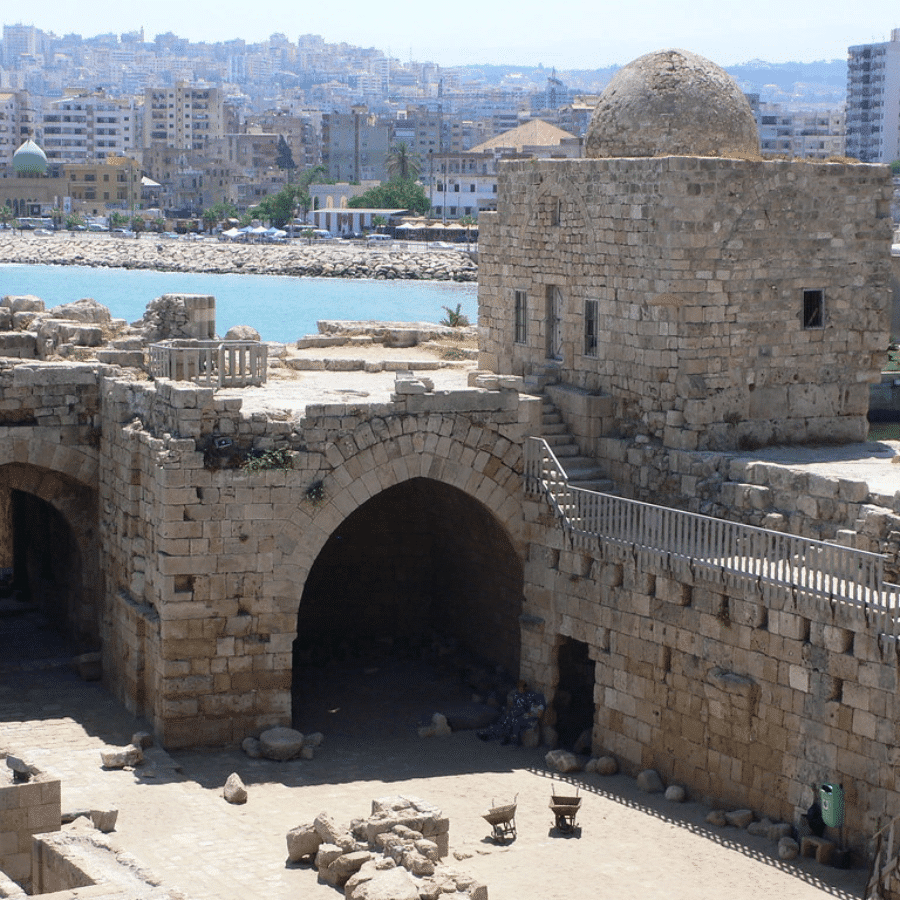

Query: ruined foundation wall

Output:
[479, 156, 892, 451]
[522, 506, 899, 852]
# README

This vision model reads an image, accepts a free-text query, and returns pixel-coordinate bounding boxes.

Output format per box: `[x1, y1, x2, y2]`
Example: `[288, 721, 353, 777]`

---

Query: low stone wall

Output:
[0, 233, 477, 282]
[0, 765, 61, 893]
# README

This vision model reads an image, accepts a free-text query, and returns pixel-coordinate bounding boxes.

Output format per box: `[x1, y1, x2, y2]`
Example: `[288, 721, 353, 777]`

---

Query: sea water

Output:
[0, 264, 478, 344]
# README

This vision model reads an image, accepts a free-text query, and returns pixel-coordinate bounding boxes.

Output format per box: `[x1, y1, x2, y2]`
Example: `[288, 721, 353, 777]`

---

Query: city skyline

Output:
[10, 1, 900, 69]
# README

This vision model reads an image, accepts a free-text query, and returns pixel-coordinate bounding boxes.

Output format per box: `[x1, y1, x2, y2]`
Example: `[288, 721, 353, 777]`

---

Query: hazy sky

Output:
[17, 1, 900, 68]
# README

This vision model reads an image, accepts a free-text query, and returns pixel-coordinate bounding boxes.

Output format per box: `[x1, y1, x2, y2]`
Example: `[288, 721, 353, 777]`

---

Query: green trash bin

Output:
[820, 783, 844, 828]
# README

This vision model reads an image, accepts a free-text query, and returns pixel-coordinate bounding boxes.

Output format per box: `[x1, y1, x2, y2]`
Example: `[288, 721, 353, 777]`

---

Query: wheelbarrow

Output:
[549, 787, 582, 834]
[482, 795, 518, 843]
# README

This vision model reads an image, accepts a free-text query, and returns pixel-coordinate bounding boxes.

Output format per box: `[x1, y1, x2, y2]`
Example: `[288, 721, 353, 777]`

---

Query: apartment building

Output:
[41, 89, 136, 163]
[846, 28, 900, 163]
[423, 119, 580, 220]
[0, 90, 32, 166]
[321, 105, 390, 182]
[143, 81, 224, 153]
[64, 156, 141, 216]
[750, 99, 845, 159]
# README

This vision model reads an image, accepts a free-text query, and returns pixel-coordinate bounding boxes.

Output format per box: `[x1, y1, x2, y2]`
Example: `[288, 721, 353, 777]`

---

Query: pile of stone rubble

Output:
[286, 795, 486, 900]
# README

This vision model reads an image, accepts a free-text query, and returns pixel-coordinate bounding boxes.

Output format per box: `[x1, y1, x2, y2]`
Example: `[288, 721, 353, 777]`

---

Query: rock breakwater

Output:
[0, 232, 478, 281]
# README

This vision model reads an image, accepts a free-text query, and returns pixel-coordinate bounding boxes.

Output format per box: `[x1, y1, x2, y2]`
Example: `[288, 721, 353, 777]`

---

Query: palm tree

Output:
[0, 205, 15, 230]
[385, 142, 421, 181]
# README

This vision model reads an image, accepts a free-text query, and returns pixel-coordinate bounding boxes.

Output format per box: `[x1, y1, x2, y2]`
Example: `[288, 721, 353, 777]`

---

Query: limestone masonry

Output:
[2, 50, 900, 880]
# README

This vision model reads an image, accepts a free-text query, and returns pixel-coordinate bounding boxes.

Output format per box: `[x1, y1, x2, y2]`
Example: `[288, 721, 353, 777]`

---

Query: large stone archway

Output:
[292, 476, 525, 730]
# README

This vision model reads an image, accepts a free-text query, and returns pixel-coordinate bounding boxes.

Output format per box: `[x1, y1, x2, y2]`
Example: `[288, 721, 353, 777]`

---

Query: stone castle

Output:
[2, 49, 900, 861]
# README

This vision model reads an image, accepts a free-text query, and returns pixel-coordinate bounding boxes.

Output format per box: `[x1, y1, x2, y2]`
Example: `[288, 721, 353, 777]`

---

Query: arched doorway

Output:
[292, 477, 524, 731]
[0, 464, 99, 673]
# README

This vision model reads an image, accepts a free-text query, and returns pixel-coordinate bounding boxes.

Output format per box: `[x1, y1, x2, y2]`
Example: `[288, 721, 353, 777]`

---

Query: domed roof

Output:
[13, 138, 48, 175]
[585, 49, 760, 159]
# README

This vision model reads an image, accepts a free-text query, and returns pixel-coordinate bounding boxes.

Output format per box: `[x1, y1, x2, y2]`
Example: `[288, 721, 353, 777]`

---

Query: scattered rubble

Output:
[285, 796, 485, 900]
[223, 773, 248, 805]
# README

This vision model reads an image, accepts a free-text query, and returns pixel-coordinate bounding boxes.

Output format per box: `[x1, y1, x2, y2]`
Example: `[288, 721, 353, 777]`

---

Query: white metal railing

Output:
[525, 436, 900, 637]
[149, 340, 267, 388]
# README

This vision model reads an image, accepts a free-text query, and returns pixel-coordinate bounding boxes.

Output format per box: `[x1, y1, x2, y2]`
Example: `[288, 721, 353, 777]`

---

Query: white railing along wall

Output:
[524, 436, 900, 637]
[149, 340, 267, 388]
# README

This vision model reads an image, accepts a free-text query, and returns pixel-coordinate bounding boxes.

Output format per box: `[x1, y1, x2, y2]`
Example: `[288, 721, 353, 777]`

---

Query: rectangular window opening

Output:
[584, 299, 598, 356]
[514, 290, 527, 344]
[803, 289, 824, 329]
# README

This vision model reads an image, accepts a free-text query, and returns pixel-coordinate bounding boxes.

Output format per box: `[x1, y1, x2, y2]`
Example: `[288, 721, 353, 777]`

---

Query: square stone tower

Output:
[478, 49, 894, 452]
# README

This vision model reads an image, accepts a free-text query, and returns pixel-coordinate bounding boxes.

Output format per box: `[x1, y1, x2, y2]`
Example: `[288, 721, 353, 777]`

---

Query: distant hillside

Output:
[453, 59, 848, 107]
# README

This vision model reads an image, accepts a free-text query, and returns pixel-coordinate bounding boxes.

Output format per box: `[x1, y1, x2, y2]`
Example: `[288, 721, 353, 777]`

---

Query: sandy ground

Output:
[0, 644, 867, 900]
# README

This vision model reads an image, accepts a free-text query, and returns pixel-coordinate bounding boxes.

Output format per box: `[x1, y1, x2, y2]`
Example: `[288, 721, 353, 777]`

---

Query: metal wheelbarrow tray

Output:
[482, 796, 518, 843]
[549, 789, 582, 834]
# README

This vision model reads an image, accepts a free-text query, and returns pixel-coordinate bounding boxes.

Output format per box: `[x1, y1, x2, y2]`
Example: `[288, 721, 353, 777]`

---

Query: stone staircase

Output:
[539, 396, 614, 493]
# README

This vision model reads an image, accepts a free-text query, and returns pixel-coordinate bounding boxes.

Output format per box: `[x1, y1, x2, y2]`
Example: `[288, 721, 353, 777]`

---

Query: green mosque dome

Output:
[13, 138, 48, 175]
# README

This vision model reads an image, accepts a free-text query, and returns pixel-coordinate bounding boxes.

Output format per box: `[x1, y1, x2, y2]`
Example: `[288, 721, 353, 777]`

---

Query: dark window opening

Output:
[584, 299, 598, 356]
[803, 289, 824, 329]
[514, 290, 527, 343]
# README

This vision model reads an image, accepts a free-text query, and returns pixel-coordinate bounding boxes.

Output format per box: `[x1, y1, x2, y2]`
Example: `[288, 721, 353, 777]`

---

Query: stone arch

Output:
[519, 173, 601, 260]
[279, 434, 525, 586]
[0, 460, 101, 653]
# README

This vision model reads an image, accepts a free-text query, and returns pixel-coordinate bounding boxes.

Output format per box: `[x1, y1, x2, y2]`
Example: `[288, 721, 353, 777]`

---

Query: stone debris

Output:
[417, 713, 452, 738]
[706, 810, 728, 827]
[636, 769, 664, 793]
[259, 726, 305, 761]
[544, 749, 582, 774]
[90, 808, 118, 833]
[664, 785, 686, 802]
[584, 755, 618, 776]
[725, 809, 755, 829]
[287, 822, 323, 863]
[241, 737, 262, 758]
[223, 773, 248, 805]
[131, 731, 154, 749]
[286, 796, 485, 900]
[778, 837, 800, 860]
[100, 744, 144, 769]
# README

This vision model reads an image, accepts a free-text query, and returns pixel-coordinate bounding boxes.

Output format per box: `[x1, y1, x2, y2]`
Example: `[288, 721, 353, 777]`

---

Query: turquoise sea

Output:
[0, 264, 478, 344]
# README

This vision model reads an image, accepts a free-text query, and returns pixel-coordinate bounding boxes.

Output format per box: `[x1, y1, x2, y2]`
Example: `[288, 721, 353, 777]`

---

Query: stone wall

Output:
[98, 373, 534, 747]
[521, 502, 898, 854]
[0, 770, 60, 893]
[479, 156, 893, 451]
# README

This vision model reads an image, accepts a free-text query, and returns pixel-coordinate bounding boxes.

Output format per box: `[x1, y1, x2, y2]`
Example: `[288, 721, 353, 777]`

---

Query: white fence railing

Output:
[525, 436, 900, 637]
[149, 340, 267, 388]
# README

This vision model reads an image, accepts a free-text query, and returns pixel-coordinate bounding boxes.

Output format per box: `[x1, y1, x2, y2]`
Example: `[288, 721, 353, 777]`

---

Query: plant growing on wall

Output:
[241, 447, 293, 473]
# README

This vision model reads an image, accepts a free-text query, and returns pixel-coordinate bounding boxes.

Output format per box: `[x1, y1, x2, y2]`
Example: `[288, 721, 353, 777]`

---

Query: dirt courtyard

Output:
[0, 622, 868, 900]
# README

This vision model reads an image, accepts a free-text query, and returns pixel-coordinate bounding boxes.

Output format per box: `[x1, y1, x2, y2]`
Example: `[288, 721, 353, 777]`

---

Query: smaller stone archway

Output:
[0, 462, 101, 666]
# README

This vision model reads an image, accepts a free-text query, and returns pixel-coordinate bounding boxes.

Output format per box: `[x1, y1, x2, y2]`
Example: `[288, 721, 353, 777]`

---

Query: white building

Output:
[40, 90, 136, 164]
[752, 101, 845, 159]
[846, 28, 900, 163]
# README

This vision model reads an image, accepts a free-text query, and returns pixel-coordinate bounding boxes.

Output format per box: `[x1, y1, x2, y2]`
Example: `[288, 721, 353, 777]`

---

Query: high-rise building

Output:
[143, 81, 224, 153]
[846, 28, 900, 163]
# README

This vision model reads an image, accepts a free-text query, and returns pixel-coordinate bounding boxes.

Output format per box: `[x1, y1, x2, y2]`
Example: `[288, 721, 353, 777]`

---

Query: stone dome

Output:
[585, 49, 760, 159]
[13, 138, 48, 175]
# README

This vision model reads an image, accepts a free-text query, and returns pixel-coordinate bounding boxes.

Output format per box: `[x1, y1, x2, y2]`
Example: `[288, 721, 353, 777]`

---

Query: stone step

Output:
[541, 421, 568, 436]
